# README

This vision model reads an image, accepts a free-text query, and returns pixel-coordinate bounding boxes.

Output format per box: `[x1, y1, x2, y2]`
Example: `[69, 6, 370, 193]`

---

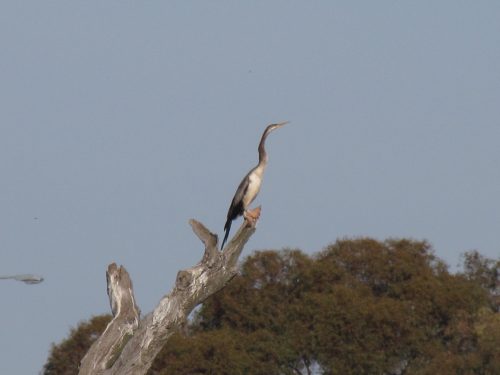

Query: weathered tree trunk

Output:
[79, 208, 260, 375]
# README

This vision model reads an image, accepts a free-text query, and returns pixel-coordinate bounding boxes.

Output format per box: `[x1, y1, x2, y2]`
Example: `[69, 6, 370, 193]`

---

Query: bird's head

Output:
[268, 121, 289, 132]
[263, 121, 289, 138]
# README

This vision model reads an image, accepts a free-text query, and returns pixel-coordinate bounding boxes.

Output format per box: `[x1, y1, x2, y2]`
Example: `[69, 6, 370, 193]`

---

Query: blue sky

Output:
[1, 2, 499, 373]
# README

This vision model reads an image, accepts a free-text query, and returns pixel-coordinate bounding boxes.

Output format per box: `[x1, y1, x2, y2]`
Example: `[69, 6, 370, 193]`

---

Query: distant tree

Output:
[462, 250, 500, 310]
[43, 315, 111, 375]
[43, 239, 500, 375]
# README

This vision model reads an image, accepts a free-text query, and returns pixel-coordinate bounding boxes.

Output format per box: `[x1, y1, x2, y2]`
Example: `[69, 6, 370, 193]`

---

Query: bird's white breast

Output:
[243, 171, 263, 208]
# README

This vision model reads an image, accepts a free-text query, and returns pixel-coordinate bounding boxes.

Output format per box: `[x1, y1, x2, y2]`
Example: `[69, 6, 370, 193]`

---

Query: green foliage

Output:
[43, 239, 500, 374]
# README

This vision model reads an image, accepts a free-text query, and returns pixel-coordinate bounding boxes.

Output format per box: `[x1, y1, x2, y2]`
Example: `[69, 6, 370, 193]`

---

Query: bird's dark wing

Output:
[221, 174, 250, 249]
[227, 174, 250, 221]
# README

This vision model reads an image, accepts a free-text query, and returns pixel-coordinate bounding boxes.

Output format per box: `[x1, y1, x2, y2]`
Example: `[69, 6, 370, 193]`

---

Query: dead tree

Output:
[78, 207, 261, 375]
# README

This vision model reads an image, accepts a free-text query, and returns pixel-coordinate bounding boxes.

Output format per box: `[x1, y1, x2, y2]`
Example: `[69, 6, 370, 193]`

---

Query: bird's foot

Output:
[243, 206, 261, 227]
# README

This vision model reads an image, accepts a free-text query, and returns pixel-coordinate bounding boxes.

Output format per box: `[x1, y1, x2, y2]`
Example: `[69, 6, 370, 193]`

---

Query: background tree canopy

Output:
[43, 238, 500, 375]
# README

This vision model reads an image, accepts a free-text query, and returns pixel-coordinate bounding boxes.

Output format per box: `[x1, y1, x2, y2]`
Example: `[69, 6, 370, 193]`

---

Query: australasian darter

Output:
[221, 122, 288, 249]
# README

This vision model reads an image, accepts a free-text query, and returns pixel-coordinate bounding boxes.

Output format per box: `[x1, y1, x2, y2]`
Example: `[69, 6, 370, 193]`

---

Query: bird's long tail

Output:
[221, 219, 232, 250]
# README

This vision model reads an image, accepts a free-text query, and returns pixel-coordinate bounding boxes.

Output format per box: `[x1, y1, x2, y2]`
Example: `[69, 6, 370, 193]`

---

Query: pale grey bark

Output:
[78, 209, 259, 375]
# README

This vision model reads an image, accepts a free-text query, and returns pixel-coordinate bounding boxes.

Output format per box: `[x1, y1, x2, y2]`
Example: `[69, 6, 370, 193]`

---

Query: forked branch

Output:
[78, 212, 259, 375]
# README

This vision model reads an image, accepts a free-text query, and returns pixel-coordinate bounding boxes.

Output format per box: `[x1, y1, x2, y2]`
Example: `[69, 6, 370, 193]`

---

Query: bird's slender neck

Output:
[258, 129, 269, 167]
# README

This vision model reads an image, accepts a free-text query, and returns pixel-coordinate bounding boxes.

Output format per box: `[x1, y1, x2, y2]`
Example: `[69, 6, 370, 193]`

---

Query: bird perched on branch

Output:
[221, 121, 288, 249]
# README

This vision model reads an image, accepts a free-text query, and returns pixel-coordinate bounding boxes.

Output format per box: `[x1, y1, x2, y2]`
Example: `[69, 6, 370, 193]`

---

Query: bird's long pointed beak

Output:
[275, 121, 289, 128]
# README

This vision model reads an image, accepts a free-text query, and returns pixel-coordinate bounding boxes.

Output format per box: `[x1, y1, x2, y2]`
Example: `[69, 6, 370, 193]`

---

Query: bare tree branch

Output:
[78, 213, 258, 375]
[79, 264, 139, 373]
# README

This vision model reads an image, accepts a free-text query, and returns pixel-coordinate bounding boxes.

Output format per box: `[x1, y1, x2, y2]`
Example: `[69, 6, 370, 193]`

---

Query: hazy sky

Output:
[1, 2, 499, 373]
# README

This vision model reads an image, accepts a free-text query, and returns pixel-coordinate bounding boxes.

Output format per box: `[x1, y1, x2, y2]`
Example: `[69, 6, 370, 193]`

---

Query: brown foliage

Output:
[43, 239, 500, 375]
[43, 315, 111, 375]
